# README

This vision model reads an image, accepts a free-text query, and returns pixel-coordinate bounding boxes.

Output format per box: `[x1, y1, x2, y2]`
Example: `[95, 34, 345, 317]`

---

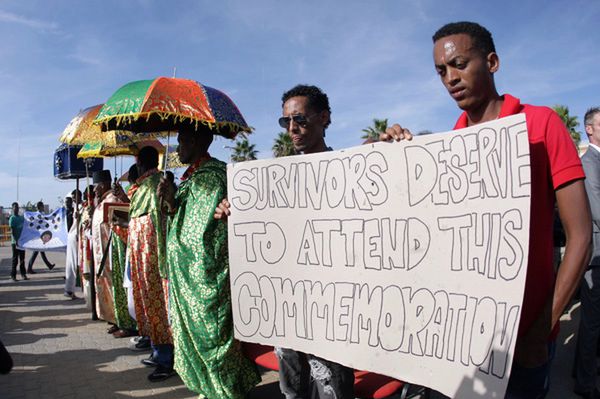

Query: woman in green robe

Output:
[160, 129, 260, 398]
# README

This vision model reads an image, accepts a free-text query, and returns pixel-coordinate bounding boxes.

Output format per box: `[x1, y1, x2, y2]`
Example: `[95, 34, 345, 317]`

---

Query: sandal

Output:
[107, 325, 119, 334]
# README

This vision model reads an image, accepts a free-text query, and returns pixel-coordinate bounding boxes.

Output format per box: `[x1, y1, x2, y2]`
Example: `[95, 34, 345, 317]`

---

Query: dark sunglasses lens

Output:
[278, 117, 290, 128]
[293, 115, 308, 126]
[278, 115, 308, 128]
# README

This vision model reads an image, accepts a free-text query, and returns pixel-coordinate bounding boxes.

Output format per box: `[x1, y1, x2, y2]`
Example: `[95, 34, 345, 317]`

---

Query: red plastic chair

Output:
[242, 342, 416, 399]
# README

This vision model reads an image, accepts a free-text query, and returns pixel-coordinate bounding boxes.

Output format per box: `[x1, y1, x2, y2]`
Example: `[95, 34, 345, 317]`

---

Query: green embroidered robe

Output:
[167, 158, 260, 398]
[129, 171, 167, 278]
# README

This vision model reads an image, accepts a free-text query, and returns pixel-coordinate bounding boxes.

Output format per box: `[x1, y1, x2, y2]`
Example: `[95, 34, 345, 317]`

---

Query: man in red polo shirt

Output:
[383, 21, 591, 398]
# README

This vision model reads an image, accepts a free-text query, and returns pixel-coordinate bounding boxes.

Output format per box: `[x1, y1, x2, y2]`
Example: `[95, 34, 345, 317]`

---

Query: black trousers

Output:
[27, 251, 53, 270]
[275, 347, 355, 399]
[11, 244, 26, 278]
[574, 267, 600, 393]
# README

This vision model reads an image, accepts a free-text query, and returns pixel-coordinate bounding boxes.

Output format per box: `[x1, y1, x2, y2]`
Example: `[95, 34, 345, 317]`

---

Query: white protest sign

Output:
[227, 114, 530, 398]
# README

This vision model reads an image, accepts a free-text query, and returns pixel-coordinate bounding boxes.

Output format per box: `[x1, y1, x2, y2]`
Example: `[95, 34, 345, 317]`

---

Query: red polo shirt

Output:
[454, 94, 584, 338]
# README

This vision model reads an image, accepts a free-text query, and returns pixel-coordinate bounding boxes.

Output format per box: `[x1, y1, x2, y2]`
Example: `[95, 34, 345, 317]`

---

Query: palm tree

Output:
[553, 105, 581, 147]
[361, 118, 388, 142]
[272, 131, 296, 158]
[230, 136, 258, 162]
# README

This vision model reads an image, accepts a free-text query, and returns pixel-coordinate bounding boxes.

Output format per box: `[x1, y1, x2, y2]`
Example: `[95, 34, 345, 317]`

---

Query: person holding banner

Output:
[215, 84, 355, 399]
[9, 202, 27, 281]
[382, 21, 591, 398]
[158, 126, 260, 398]
[274, 85, 355, 399]
[26, 201, 56, 274]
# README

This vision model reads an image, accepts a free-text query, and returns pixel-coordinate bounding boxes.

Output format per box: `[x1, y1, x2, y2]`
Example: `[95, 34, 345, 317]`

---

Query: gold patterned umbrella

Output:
[165, 145, 185, 168]
[59, 104, 107, 145]
[59, 104, 157, 146]
[76, 135, 163, 159]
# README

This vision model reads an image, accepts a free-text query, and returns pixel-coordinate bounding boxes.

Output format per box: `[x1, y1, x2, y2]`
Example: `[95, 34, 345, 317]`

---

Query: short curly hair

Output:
[433, 21, 496, 56]
[282, 84, 331, 129]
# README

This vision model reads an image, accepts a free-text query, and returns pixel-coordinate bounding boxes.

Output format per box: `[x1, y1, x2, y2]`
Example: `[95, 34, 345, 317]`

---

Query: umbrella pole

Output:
[160, 134, 175, 309]
[164, 133, 170, 175]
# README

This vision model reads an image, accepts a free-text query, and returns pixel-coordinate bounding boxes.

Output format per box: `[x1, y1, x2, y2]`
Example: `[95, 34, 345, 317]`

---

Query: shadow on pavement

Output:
[3, 332, 68, 346]
[5, 346, 284, 399]
[249, 380, 285, 399]
[5, 348, 193, 399]
[2, 307, 92, 335]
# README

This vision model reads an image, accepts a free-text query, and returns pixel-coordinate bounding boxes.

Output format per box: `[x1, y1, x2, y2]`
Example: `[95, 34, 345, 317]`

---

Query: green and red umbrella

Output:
[94, 77, 251, 138]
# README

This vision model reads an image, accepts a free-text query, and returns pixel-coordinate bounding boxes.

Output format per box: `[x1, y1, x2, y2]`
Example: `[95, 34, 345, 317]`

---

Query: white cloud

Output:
[67, 53, 102, 67]
[0, 10, 58, 32]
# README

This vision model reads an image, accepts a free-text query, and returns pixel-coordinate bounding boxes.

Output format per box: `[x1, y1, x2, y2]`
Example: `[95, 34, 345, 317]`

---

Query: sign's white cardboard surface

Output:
[227, 114, 531, 398]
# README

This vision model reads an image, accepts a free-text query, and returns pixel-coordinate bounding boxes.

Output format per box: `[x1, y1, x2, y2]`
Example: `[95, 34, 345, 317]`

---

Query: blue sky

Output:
[1, 0, 599, 208]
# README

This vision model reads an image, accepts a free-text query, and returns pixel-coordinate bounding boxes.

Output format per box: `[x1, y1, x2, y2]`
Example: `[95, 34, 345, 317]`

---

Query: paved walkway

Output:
[0, 244, 587, 398]
[0, 247, 281, 399]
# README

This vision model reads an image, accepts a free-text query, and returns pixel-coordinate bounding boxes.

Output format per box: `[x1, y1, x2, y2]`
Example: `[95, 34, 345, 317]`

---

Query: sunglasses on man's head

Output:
[278, 113, 319, 129]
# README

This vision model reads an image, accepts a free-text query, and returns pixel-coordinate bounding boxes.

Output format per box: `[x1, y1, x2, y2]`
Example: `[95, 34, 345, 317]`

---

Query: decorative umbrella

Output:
[59, 103, 160, 146]
[165, 144, 185, 168]
[59, 104, 105, 145]
[93, 77, 251, 138]
[58, 104, 110, 321]
[77, 141, 136, 158]
[76, 136, 164, 159]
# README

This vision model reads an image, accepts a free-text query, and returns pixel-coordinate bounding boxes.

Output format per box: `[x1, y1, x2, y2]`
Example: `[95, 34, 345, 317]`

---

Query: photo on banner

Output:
[227, 114, 531, 398]
[18, 208, 68, 252]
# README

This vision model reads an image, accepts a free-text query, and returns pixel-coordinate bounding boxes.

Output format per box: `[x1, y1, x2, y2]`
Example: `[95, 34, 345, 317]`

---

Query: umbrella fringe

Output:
[94, 111, 253, 137]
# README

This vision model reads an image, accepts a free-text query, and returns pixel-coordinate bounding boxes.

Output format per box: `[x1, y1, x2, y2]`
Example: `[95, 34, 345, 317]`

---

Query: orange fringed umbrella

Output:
[93, 77, 251, 138]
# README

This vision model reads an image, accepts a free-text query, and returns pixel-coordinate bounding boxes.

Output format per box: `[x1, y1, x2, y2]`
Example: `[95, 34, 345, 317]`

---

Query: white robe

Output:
[65, 217, 79, 294]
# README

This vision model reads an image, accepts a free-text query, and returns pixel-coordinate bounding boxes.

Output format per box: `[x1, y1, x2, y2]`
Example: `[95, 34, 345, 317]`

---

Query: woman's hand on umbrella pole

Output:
[213, 198, 231, 221]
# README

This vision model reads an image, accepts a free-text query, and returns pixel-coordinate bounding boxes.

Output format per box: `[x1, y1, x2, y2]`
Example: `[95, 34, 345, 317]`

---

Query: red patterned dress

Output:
[128, 170, 172, 345]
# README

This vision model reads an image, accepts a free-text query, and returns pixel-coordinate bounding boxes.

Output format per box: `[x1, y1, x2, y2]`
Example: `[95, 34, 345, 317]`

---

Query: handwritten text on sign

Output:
[227, 114, 531, 398]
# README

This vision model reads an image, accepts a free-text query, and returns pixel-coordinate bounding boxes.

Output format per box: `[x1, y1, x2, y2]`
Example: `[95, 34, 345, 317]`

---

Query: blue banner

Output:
[18, 208, 68, 252]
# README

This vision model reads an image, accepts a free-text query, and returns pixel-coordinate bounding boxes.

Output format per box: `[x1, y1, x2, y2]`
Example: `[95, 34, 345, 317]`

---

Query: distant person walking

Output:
[9, 202, 27, 281]
[27, 201, 56, 274]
